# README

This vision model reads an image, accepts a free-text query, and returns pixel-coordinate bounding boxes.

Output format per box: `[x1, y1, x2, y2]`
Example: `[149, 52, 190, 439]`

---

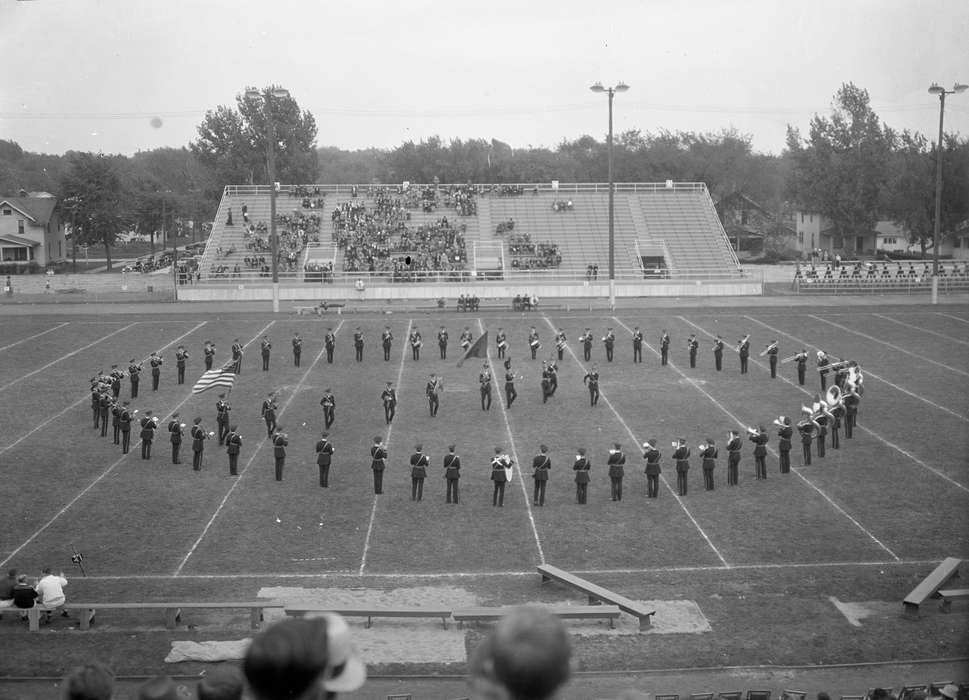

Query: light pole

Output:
[928, 82, 966, 279]
[246, 87, 291, 313]
[590, 81, 629, 309]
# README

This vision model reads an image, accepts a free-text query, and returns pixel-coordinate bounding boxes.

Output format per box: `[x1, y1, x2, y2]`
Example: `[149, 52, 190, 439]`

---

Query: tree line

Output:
[0, 82, 965, 268]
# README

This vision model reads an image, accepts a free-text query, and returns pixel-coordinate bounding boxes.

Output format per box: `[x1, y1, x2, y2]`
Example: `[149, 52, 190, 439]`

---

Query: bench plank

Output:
[63, 601, 283, 631]
[538, 564, 655, 630]
[284, 605, 451, 629]
[903, 557, 961, 616]
[453, 605, 620, 628]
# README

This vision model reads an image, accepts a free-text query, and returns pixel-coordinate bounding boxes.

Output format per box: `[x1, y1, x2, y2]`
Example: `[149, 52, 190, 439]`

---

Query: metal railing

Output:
[222, 182, 711, 198]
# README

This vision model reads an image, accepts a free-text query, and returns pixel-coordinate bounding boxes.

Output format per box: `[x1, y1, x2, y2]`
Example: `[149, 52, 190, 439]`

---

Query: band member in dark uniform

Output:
[794, 349, 808, 386]
[479, 363, 493, 411]
[830, 400, 843, 449]
[687, 334, 699, 368]
[660, 331, 670, 366]
[111, 397, 122, 444]
[528, 327, 540, 360]
[110, 365, 123, 399]
[748, 425, 768, 479]
[169, 413, 183, 464]
[353, 327, 364, 362]
[444, 445, 461, 504]
[426, 373, 442, 417]
[460, 327, 473, 354]
[315, 431, 333, 487]
[409, 328, 422, 361]
[292, 332, 302, 367]
[119, 401, 133, 454]
[325, 328, 336, 364]
[573, 448, 590, 504]
[554, 329, 567, 361]
[602, 328, 616, 362]
[128, 359, 142, 398]
[725, 430, 741, 485]
[503, 359, 517, 409]
[814, 400, 831, 458]
[541, 362, 553, 404]
[175, 345, 189, 384]
[495, 328, 507, 360]
[216, 394, 231, 445]
[261, 392, 278, 438]
[98, 391, 111, 437]
[203, 341, 216, 371]
[701, 438, 718, 491]
[225, 425, 242, 476]
[546, 359, 558, 396]
[764, 341, 779, 378]
[437, 325, 449, 360]
[643, 439, 661, 498]
[191, 417, 208, 471]
[713, 336, 724, 371]
[381, 382, 397, 424]
[231, 338, 243, 374]
[843, 388, 860, 439]
[607, 443, 625, 501]
[583, 365, 600, 407]
[490, 448, 511, 507]
[410, 444, 428, 501]
[579, 328, 593, 362]
[320, 388, 335, 429]
[260, 336, 272, 371]
[370, 436, 387, 494]
[149, 352, 163, 391]
[272, 427, 288, 481]
[798, 416, 818, 465]
[532, 444, 551, 506]
[381, 326, 393, 361]
[775, 416, 793, 473]
[673, 438, 690, 496]
[139, 411, 157, 459]
[632, 326, 644, 364]
[817, 351, 831, 390]
[738, 335, 750, 374]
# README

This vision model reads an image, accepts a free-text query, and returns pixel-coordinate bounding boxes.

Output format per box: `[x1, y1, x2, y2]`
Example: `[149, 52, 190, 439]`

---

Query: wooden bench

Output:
[0, 606, 41, 631]
[284, 605, 451, 630]
[938, 588, 969, 612]
[903, 557, 961, 617]
[62, 601, 284, 631]
[537, 564, 655, 631]
[452, 605, 621, 629]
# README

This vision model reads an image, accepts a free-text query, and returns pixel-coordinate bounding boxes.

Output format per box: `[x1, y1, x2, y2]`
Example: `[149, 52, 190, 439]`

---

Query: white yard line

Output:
[873, 313, 969, 347]
[0, 322, 139, 393]
[358, 319, 412, 576]
[539, 314, 730, 568]
[810, 314, 969, 378]
[173, 320, 328, 576]
[745, 314, 969, 493]
[0, 320, 275, 571]
[0, 322, 70, 353]
[0, 321, 209, 457]
[480, 318, 546, 565]
[935, 312, 969, 325]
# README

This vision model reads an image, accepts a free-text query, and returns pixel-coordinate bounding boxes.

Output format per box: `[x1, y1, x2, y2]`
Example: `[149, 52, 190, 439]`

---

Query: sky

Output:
[1, 0, 968, 158]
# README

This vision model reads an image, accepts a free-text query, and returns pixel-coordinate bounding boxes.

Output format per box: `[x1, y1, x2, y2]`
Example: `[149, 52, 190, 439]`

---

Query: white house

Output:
[0, 193, 66, 268]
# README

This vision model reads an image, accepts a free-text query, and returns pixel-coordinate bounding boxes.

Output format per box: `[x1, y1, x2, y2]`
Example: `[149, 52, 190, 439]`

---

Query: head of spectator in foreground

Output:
[62, 662, 115, 700]
[244, 614, 366, 700]
[468, 606, 571, 700]
[136, 675, 183, 700]
[196, 665, 244, 700]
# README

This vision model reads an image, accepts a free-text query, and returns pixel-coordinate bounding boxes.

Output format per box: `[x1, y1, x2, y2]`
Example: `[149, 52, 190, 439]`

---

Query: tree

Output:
[191, 86, 318, 189]
[786, 83, 895, 242]
[884, 130, 934, 254]
[59, 152, 130, 271]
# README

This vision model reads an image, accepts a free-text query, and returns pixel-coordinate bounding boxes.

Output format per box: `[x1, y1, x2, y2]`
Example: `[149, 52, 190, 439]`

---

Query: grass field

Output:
[0, 302, 967, 685]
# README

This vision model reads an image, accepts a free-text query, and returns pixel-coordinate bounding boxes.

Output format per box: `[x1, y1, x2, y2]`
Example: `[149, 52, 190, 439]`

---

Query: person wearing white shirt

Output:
[34, 567, 68, 621]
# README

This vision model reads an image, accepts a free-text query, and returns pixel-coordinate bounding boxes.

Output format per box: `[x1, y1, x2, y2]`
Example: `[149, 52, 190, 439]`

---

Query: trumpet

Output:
[745, 426, 760, 435]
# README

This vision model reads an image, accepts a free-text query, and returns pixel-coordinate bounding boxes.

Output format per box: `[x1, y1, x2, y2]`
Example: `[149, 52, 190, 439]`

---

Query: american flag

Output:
[192, 364, 237, 394]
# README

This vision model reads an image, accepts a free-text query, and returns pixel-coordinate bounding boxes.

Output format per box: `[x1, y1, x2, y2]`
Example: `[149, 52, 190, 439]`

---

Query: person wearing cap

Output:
[292, 332, 302, 367]
[607, 443, 625, 501]
[381, 382, 397, 424]
[643, 439, 661, 498]
[410, 443, 429, 501]
[370, 436, 387, 494]
[503, 359, 517, 409]
[725, 430, 742, 485]
[260, 335, 272, 371]
[632, 326, 644, 363]
[203, 340, 216, 371]
[467, 606, 570, 700]
[444, 445, 461, 504]
[583, 365, 600, 407]
[437, 325, 449, 360]
[531, 444, 551, 506]
[939, 685, 959, 700]
[749, 424, 769, 479]
[273, 427, 288, 481]
[426, 373, 442, 417]
[119, 401, 133, 454]
[128, 358, 142, 398]
[572, 448, 590, 504]
[490, 448, 510, 507]
[196, 664, 244, 700]
[169, 413, 183, 465]
[701, 438, 718, 491]
[149, 351, 163, 391]
[262, 393, 278, 439]
[243, 614, 366, 700]
[479, 363, 493, 411]
[381, 325, 393, 362]
[175, 345, 189, 384]
[191, 417, 209, 471]
[216, 394, 231, 445]
[140, 411, 157, 460]
[225, 424, 242, 476]
[673, 438, 690, 496]
[316, 431, 334, 488]
[776, 417, 793, 473]
[660, 330, 670, 366]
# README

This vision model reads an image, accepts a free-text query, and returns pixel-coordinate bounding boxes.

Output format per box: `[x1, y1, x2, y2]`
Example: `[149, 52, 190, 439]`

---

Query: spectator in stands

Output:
[467, 606, 571, 700]
[0, 568, 15, 608]
[35, 567, 69, 622]
[244, 613, 366, 700]
[62, 662, 115, 700]
[136, 675, 183, 700]
[196, 666, 244, 700]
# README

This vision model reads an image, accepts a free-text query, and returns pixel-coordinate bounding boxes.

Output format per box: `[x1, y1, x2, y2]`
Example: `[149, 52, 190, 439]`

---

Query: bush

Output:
[0, 262, 40, 275]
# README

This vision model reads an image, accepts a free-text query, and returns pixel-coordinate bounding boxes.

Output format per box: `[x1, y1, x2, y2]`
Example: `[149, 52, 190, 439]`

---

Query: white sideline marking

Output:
[0, 320, 273, 572]
[0, 322, 138, 393]
[665, 315, 901, 563]
[0, 321, 209, 457]
[936, 312, 969, 325]
[0, 322, 70, 353]
[173, 320, 322, 576]
[57, 557, 942, 581]
[482, 318, 546, 565]
[874, 313, 969, 347]
[541, 314, 729, 568]
[358, 320, 411, 576]
[745, 315, 969, 494]
[809, 314, 969, 378]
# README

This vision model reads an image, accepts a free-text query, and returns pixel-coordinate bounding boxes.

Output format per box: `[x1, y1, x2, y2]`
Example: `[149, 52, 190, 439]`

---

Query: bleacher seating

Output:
[795, 262, 969, 294]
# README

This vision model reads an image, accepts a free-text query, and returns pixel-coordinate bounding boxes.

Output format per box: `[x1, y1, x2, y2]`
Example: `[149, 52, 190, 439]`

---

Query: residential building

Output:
[0, 193, 66, 268]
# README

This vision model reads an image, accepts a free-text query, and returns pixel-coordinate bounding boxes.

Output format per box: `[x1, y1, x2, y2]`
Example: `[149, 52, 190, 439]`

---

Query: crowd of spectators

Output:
[505, 231, 561, 269]
[795, 260, 969, 285]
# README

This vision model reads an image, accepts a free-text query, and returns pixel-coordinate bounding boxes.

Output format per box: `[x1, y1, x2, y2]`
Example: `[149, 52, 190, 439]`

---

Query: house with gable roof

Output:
[0, 191, 66, 268]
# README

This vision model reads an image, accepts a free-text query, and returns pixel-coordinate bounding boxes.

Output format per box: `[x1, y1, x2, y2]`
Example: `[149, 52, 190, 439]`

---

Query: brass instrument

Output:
[759, 342, 778, 357]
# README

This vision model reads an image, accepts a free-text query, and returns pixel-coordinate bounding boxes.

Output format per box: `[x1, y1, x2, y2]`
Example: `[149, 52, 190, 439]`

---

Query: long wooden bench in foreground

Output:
[284, 605, 451, 630]
[453, 605, 621, 628]
[903, 557, 961, 617]
[537, 563, 655, 631]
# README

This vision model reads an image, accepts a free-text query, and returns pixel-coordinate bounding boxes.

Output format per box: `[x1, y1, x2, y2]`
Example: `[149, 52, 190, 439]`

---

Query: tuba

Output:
[824, 385, 843, 408]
